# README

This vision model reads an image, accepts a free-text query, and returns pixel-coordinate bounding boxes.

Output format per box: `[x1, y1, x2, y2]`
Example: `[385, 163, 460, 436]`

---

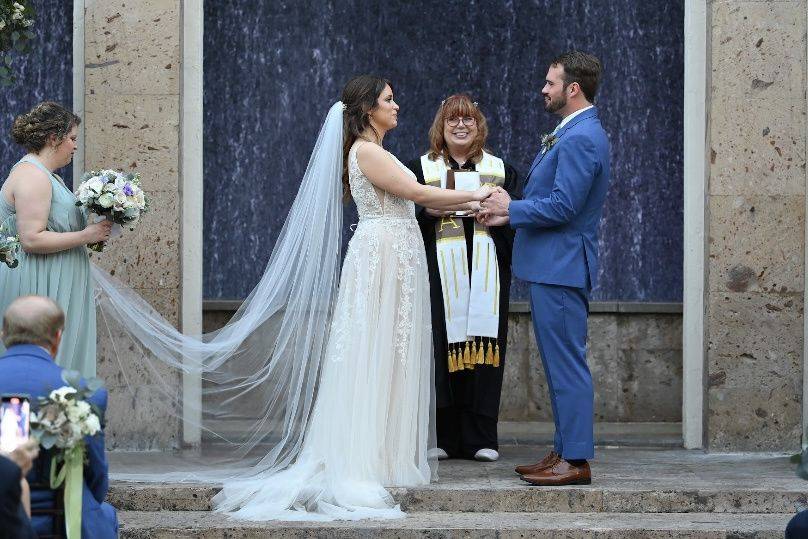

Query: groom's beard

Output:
[544, 94, 566, 113]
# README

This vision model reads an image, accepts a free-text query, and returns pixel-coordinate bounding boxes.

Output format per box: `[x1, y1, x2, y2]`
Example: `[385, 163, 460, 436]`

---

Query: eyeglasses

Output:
[446, 116, 477, 127]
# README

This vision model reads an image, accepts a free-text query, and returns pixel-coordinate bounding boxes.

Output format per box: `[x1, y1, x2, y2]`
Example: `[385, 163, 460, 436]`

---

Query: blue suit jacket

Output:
[509, 107, 610, 289]
[0, 344, 118, 539]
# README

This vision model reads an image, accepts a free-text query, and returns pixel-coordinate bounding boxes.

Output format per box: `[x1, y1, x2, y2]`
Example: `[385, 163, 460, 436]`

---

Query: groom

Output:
[478, 51, 610, 485]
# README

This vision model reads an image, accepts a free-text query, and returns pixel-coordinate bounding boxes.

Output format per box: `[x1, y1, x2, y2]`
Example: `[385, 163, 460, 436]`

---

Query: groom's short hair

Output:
[551, 51, 602, 103]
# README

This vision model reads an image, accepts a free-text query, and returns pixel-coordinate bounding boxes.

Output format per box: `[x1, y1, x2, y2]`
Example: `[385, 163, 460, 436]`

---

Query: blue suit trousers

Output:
[529, 283, 594, 460]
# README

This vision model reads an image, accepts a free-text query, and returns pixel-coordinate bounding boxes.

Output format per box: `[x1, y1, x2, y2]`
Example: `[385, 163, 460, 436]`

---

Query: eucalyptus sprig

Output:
[0, 1, 36, 86]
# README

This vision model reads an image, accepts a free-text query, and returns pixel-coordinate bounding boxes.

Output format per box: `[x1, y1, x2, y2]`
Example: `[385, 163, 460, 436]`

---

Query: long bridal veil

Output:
[93, 102, 427, 483]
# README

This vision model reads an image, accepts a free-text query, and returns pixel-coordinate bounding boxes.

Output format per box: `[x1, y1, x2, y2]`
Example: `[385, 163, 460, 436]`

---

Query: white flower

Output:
[0, 20, 6, 31]
[22, 19, 32, 27]
[13, 2, 25, 12]
[97, 193, 115, 208]
[84, 414, 101, 435]
[66, 404, 81, 423]
[87, 177, 104, 194]
[11, 11, 22, 20]
[66, 400, 91, 423]
[51, 387, 77, 402]
[76, 400, 91, 416]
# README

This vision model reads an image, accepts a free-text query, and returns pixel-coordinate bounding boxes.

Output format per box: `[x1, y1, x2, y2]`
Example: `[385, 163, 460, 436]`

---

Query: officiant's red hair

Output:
[428, 94, 489, 165]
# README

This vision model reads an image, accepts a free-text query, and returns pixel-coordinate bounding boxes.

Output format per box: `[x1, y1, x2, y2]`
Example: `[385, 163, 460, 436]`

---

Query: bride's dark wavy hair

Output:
[341, 75, 392, 201]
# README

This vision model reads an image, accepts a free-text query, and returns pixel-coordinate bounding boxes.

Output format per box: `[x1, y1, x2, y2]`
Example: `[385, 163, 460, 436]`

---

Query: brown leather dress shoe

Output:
[521, 458, 591, 486]
[514, 450, 560, 475]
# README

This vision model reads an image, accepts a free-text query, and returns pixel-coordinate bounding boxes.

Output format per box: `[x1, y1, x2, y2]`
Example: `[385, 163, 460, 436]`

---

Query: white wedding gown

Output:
[212, 141, 435, 521]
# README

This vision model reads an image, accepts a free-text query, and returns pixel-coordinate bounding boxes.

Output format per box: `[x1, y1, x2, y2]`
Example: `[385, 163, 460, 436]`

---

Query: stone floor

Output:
[108, 443, 804, 537]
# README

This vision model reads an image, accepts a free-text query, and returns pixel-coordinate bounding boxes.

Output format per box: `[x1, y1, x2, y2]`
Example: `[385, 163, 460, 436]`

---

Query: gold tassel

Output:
[448, 347, 456, 373]
[493, 343, 500, 368]
[476, 339, 484, 364]
[485, 340, 494, 365]
[454, 346, 464, 371]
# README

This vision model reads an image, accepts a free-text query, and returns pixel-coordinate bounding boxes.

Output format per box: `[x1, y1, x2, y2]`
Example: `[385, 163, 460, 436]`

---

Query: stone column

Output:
[705, 0, 807, 451]
[78, 0, 187, 450]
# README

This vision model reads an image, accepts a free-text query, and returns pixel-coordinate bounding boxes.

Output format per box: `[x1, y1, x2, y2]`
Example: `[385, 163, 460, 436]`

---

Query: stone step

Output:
[118, 510, 793, 538]
[198, 421, 684, 448]
[108, 482, 807, 514]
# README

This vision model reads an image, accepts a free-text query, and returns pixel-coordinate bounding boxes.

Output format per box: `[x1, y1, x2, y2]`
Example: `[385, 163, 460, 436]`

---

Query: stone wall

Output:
[705, 0, 806, 451]
[204, 308, 683, 424]
[83, 0, 183, 450]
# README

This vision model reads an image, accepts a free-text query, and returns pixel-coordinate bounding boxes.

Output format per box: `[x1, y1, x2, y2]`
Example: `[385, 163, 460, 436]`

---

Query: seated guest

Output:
[0, 296, 118, 538]
[0, 440, 38, 539]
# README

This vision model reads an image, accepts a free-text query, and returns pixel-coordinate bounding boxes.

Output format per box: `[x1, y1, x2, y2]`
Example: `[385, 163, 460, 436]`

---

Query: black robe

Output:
[407, 154, 522, 419]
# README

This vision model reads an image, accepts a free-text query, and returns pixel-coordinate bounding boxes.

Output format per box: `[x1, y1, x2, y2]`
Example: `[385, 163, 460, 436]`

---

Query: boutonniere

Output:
[540, 132, 558, 154]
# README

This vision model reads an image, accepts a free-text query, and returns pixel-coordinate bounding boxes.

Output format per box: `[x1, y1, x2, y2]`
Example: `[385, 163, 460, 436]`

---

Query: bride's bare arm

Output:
[356, 144, 489, 209]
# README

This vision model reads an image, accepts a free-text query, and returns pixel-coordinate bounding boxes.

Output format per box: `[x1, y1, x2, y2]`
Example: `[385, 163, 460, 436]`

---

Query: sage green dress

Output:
[0, 155, 96, 377]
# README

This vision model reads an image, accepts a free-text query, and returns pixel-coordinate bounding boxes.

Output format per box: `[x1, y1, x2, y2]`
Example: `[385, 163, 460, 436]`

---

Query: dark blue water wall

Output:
[203, 1, 683, 302]
[0, 1, 74, 187]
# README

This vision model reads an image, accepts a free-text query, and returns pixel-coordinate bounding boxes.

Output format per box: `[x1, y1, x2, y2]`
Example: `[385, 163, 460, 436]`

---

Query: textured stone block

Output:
[85, 0, 180, 95]
[708, 195, 804, 294]
[500, 314, 535, 421]
[105, 383, 181, 451]
[83, 94, 180, 192]
[706, 291, 802, 451]
[89, 191, 181, 290]
[200, 309, 684, 424]
[708, 387, 801, 452]
[707, 291, 803, 391]
[710, 97, 806, 196]
[711, 1, 806, 102]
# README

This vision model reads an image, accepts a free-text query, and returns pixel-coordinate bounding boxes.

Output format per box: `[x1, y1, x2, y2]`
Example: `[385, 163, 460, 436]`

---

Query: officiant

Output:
[407, 95, 521, 462]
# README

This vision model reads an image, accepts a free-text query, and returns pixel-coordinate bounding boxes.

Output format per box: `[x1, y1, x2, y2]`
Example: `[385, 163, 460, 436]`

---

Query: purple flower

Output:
[123, 183, 134, 196]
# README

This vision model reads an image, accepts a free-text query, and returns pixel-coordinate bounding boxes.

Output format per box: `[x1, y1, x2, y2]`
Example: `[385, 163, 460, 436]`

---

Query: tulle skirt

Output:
[213, 216, 436, 520]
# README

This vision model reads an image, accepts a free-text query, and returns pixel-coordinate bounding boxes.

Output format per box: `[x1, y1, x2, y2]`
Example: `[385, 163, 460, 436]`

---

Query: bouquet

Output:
[0, 1, 36, 86]
[30, 371, 104, 539]
[0, 221, 19, 268]
[75, 169, 149, 252]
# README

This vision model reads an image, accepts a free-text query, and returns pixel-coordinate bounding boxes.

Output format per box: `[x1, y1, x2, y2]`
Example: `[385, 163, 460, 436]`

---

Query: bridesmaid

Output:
[0, 102, 111, 377]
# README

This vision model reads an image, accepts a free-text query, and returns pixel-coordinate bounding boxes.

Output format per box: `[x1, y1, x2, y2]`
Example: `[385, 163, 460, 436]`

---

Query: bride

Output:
[174, 75, 493, 521]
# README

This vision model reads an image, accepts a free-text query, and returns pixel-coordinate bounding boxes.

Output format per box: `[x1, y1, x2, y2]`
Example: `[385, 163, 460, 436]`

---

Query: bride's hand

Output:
[472, 185, 493, 202]
[467, 201, 483, 213]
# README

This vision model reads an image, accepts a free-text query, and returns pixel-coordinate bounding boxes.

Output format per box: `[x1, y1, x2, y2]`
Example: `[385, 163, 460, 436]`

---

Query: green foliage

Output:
[0, 0, 36, 86]
[791, 448, 808, 480]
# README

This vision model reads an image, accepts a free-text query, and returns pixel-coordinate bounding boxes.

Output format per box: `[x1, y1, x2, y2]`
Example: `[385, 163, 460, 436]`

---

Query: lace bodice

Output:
[348, 143, 416, 219]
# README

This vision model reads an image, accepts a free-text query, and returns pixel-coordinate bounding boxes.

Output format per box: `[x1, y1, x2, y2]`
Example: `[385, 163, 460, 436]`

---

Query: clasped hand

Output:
[473, 186, 511, 226]
[424, 186, 511, 227]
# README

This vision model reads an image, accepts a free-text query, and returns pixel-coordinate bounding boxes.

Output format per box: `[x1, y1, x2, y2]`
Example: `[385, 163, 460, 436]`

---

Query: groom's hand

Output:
[481, 187, 511, 217]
